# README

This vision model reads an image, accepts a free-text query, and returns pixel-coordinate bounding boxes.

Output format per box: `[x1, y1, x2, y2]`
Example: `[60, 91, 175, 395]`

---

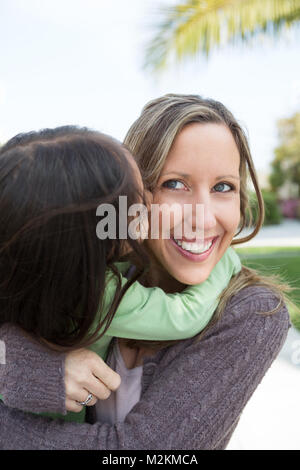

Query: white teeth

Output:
[174, 239, 213, 254]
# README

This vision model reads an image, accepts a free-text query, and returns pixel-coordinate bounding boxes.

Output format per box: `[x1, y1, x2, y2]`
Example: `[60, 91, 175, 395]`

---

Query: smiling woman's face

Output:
[147, 122, 241, 286]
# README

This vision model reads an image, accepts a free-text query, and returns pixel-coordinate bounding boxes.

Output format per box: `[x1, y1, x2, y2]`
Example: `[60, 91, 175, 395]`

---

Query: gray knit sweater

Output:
[0, 286, 290, 450]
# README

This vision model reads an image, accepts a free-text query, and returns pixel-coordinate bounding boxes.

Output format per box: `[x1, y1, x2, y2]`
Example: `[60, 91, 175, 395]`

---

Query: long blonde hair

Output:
[123, 93, 292, 349]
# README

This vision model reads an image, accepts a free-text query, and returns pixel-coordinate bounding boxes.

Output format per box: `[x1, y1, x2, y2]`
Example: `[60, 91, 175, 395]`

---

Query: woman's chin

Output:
[168, 267, 211, 286]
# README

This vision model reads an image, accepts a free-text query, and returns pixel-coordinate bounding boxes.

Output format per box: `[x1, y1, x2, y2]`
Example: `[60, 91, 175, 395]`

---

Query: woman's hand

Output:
[64, 348, 121, 412]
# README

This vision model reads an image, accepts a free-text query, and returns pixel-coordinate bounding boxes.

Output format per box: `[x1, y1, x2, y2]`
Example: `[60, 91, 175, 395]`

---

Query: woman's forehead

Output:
[162, 123, 240, 175]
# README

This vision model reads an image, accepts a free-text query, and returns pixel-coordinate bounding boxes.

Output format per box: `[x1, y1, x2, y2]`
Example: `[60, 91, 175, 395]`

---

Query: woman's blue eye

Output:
[162, 179, 186, 190]
[213, 182, 233, 192]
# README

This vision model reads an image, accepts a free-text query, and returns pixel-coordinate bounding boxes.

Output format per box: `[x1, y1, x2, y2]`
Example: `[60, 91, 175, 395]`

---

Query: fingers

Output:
[87, 374, 112, 400]
[66, 398, 83, 413]
[68, 349, 121, 392]
[65, 389, 98, 413]
[91, 360, 121, 392]
[65, 398, 96, 413]
[65, 370, 113, 401]
[75, 390, 98, 406]
[64, 348, 122, 413]
[65, 373, 117, 412]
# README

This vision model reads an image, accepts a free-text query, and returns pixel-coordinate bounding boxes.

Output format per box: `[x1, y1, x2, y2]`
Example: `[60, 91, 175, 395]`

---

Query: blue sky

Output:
[1, 0, 300, 174]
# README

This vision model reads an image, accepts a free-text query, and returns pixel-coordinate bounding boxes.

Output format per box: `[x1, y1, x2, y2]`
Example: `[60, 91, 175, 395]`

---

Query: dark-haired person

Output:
[0, 95, 291, 449]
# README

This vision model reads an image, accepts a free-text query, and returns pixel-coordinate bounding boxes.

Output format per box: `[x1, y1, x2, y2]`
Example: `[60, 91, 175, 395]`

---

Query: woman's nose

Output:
[202, 204, 217, 231]
[189, 196, 217, 235]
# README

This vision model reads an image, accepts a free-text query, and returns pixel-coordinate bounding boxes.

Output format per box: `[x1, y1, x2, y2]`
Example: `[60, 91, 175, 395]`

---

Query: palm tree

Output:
[145, 0, 300, 71]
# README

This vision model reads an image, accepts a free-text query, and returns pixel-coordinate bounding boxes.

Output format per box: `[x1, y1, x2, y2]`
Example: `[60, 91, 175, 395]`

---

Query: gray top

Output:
[0, 286, 291, 450]
[95, 339, 143, 424]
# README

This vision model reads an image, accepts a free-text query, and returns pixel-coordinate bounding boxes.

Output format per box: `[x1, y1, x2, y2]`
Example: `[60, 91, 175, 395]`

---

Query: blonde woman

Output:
[0, 94, 290, 450]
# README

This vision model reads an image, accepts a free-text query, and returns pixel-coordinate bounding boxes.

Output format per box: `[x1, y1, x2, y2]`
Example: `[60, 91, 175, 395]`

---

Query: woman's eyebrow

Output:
[215, 175, 240, 181]
[160, 171, 190, 178]
[161, 172, 240, 180]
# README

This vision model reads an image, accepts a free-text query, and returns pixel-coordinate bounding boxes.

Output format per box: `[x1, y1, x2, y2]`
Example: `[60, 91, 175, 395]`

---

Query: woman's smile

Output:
[147, 122, 241, 286]
[170, 235, 219, 261]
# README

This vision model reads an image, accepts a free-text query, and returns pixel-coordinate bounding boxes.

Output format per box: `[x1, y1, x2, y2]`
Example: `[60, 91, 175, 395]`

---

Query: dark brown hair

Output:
[0, 126, 148, 350]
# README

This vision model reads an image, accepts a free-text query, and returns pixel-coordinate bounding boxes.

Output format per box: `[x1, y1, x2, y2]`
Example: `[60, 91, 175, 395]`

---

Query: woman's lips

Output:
[174, 236, 216, 243]
[169, 235, 219, 262]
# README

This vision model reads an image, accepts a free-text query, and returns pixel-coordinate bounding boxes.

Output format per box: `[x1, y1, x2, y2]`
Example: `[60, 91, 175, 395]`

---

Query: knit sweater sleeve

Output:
[0, 323, 66, 415]
[0, 286, 290, 450]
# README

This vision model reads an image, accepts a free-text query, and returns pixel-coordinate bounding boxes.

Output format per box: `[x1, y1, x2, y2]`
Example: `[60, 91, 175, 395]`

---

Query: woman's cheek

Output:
[219, 196, 240, 232]
[151, 191, 185, 238]
[232, 197, 242, 230]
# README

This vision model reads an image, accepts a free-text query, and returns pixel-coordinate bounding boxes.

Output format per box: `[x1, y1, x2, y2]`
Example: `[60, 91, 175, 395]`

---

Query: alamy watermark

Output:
[0, 340, 5, 365]
[96, 196, 205, 242]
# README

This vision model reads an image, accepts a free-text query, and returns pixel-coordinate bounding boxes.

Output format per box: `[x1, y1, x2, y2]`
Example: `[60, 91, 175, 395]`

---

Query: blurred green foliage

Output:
[246, 189, 282, 227]
[237, 246, 300, 331]
[269, 112, 300, 197]
[145, 0, 300, 72]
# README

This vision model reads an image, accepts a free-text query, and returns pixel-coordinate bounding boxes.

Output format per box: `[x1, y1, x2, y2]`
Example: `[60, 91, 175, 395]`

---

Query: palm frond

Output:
[144, 0, 300, 71]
